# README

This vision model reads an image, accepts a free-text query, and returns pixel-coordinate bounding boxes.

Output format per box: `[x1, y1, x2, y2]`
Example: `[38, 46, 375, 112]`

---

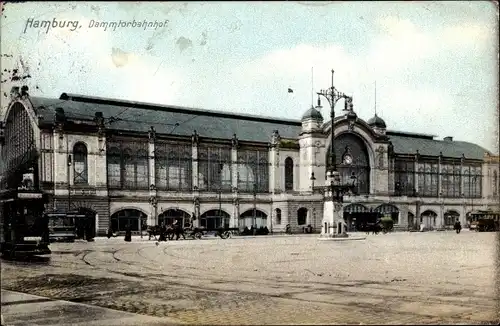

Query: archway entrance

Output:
[158, 209, 191, 227]
[326, 133, 371, 194]
[200, 209, 230, 229]
[408, 212, 415, 230]
[297, 207, 308, 226]
[110, 209, 147, 233]
[444, 210, 460, 227]
[374, 204, 400, 224]
[73, 207, 96, 240]
[343, 203, 370, 231]
[239, 209, 267, 229]
[420, 210, 437, 229]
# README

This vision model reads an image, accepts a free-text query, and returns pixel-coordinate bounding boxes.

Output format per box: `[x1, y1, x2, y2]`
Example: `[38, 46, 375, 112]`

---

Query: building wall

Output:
[36, 126, 499, 234]
[4, 98, 499, 235]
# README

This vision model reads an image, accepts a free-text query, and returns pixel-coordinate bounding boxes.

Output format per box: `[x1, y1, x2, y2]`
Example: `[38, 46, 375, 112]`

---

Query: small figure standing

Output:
[107, 227, 113, 239]
[124, 224, 132, 242]
[159, 223, 167, 242]
[454, 219, 462, 234]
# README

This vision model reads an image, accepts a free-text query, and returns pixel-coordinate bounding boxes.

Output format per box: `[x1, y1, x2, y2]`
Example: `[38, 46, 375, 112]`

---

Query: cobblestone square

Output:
[1, 231, 499, 325]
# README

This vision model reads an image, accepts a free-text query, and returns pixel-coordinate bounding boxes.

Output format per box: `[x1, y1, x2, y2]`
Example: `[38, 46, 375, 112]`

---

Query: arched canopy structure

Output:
[200, 209, 230, 229]
[326, 133, 370, 194]
[2, 102, 38, 189]
[344, 203, 370, 213]
[110, 209, 147, 232]
[158, 209, 191, 227]
[374, 204, 400, 223]
[239, 209, 267, 228]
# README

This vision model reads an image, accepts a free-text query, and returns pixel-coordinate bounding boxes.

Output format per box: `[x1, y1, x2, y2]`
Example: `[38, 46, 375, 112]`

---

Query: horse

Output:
[169, 223, 186, 240]
[147, 225, 161, 240]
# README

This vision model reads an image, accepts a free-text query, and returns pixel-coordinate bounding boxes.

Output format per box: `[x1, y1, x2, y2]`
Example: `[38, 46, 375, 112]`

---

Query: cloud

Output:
[440, 24, 493, 48]
[365, 16, 435, 76]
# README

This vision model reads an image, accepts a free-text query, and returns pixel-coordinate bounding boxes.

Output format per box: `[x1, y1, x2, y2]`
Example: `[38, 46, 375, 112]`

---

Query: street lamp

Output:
[316, 69, 357, 237]
[316, 69, 354, 176]
[316, 70, 357, 201]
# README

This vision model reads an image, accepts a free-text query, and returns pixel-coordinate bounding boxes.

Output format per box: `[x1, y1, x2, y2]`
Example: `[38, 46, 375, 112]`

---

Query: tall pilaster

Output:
[148, 127, 157, 226]
[191, 131, 199, 190]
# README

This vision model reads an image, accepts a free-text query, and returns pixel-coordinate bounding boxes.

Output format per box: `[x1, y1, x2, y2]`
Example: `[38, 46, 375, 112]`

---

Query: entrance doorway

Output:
[343, 203, 370, 231]
[73, 207, 96, 240]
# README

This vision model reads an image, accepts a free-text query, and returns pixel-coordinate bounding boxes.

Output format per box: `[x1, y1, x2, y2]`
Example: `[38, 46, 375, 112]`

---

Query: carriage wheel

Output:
[223, 231, 232, 239]
[194, 232, 203, 240]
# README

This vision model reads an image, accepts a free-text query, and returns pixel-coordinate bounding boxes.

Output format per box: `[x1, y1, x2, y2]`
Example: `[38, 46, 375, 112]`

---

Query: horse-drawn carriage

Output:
[146, 224, 238, 241]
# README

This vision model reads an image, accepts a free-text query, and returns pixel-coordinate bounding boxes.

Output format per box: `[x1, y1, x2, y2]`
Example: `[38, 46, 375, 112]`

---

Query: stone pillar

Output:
[231, 198, 239, 228]
[321, 171, 347, 237]
[148, 128, 157, 227]
[193, 197, 200, 228]
[192, 132, 199, 190]
[231, 145, 238, 190]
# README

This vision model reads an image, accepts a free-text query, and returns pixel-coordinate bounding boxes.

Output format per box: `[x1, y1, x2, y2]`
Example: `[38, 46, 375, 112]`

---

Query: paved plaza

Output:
[1, 231, 499, 325]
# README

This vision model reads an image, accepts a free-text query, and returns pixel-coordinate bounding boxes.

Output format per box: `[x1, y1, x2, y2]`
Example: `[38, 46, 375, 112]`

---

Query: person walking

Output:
[124, 224, 132, 242]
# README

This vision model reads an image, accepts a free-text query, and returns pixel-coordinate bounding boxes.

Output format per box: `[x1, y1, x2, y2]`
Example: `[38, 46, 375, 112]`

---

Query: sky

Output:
[1, 1, 498, 153]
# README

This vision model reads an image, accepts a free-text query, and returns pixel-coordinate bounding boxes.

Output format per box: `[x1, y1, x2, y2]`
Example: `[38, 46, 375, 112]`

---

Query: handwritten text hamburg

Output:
[24, 18, 169, 33]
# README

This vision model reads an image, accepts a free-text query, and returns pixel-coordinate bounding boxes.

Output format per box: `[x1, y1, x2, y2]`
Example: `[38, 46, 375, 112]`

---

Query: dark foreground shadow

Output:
[1, 255, 51, 265]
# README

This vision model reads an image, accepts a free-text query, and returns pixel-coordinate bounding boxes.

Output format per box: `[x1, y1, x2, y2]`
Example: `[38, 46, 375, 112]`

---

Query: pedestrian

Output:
[124, 224, 132, 242]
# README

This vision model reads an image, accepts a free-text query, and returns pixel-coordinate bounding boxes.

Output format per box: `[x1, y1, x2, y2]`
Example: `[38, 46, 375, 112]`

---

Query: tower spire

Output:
[311, 67, 314, 107]
[374, 80, 377, 116]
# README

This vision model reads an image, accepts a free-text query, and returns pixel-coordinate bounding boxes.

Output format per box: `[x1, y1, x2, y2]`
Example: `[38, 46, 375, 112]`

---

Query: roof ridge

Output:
[56, 93, 302, 125]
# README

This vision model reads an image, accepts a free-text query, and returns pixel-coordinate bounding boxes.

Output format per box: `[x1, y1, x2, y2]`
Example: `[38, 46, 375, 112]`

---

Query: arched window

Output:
[239, 209, 268, 229]
[73, 142, 88, 184]
[444, 210, 460, 226]
[158, 209, 191, 228]
[275, 208, 282, 225]
[200, 209, 230, 229]
[297, 207, 308, 226]
[327, 134, 370, 194]
[110, 209, 147, 232]
[284, 157, 294, 191]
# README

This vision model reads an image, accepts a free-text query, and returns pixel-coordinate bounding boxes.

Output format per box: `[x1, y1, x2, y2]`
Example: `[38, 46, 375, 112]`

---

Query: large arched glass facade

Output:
[158, 209, 191, 227]
[326, 133, 370, 194]
[239, 209, 267, 229]
[200, 209, 230, 229]
[110, 209, 147, 232]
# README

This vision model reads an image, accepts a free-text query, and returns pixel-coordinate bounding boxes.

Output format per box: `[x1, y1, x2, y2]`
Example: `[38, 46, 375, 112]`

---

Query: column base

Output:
[319, 232, 350, 238]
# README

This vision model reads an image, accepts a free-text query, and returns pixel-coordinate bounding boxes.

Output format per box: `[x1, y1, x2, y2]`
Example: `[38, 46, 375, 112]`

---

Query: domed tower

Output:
[298, 106, 324, 192]
[367, 114, 387, 135]
[301, 106, 323, 133]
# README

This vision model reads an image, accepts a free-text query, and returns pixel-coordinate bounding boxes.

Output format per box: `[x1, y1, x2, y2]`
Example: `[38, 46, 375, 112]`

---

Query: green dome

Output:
[367, 114, 386, 128]
[302, 106, 323, 121]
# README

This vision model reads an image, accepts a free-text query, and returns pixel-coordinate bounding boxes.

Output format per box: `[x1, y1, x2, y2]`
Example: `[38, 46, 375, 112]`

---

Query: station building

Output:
[1, 86, 498, 235]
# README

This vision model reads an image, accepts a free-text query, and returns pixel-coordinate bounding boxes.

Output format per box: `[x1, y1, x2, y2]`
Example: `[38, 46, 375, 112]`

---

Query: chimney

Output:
[444, 136, 453, 142]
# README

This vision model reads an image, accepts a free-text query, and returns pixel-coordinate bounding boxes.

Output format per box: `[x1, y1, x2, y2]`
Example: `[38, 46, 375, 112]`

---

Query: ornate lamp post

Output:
[316, 69, 356, 237]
